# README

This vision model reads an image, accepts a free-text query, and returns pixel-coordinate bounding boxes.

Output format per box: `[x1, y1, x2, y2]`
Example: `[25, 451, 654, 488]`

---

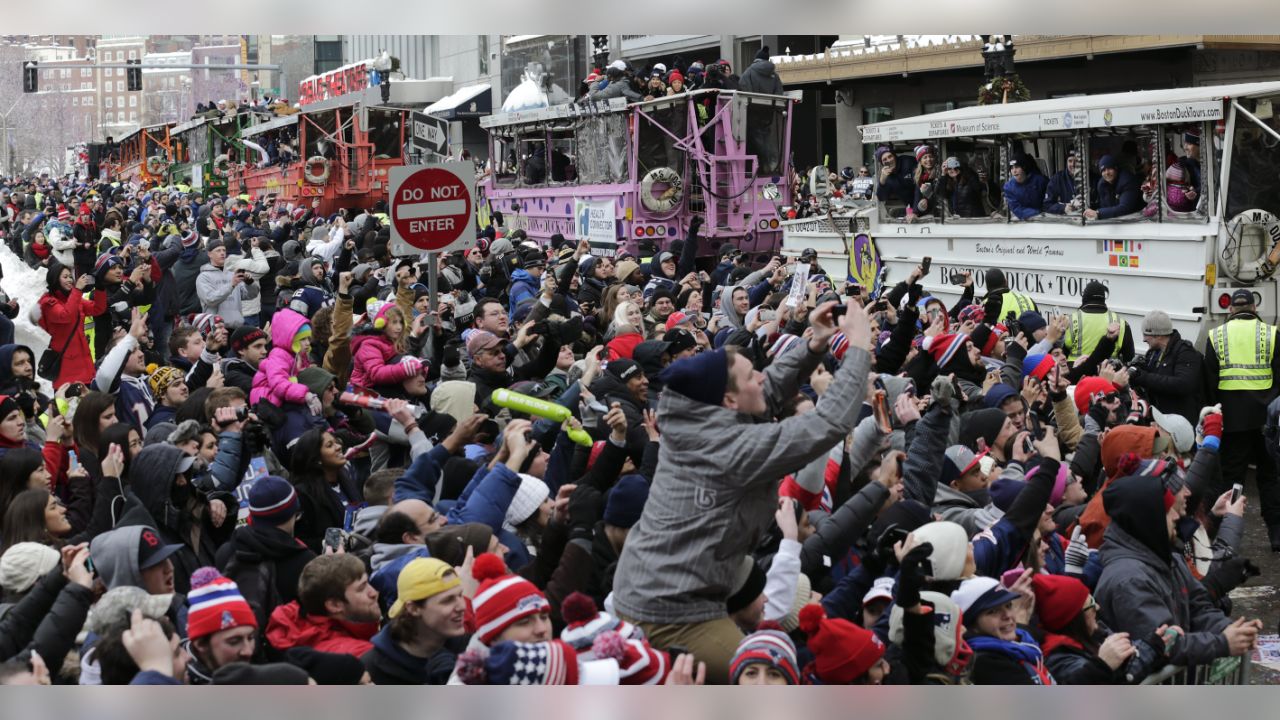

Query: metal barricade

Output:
[1139, 655, 1251, 685]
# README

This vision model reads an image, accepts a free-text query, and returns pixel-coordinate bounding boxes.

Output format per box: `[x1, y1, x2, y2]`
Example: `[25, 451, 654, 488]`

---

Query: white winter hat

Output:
[1152, 408, 1194, 455]
[504, 474, 550, 530]
[0, 542, 61, 594]
[910, 521, 969, 581]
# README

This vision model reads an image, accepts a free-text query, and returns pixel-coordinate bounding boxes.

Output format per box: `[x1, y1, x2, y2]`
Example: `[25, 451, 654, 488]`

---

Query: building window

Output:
[104, 111, 113, 122]
[105, 96, 113, 108]
[128, 50, 137, 60]
[479, 35, 490, 75]
[129, 96, 137, 108]
[73, 97, 79, 106]
[84, 96, 93, 106]
[130, 111, 137, 121]
[118, 95, 124, 107]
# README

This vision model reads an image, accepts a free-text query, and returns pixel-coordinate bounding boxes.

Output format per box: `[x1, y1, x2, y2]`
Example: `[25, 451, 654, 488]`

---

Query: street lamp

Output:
[981, 35, 1017, 80]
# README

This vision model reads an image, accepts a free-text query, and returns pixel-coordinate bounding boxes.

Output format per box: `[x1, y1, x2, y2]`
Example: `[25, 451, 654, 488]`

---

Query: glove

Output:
[399, 355, 424, 377]
[1087, 399, 1112, 430]
[896, 541, 933, 609]
[688, 214, 703, 232]
[1125, 398, 1151, 425]
[442, 342, 462, 368]
[567, 485, 604, 539]
[1201, 412, 1223, 452]
[1064, 527, 1091, 575]
[929, 374, 956, 409]
[305, 391, 322, 417]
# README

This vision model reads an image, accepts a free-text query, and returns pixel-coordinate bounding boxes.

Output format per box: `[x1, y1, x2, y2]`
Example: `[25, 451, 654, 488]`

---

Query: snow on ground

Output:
[0, 245, 55, 393]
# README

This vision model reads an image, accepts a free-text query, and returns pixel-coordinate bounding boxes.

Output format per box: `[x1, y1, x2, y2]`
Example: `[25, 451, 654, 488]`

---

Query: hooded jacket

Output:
[1095, 476, 1232, 666]
[737, 57, 784, 95]
[214, 523, 316, 607]
[90, 525, 150, 590]
[128, 443, 233, 594]
[265, 600, 378, 657]
[612, 344, 871, 625]
[195, 261, 259, 328]
[251, 308, 313, 407]
[361, 626, 456, 685]
[172, 247, 208, 317]
[349, 331, 415, 391]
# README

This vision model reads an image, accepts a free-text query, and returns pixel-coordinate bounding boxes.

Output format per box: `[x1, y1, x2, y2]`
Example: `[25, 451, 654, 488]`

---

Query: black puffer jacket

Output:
[215, 523, 317, 606]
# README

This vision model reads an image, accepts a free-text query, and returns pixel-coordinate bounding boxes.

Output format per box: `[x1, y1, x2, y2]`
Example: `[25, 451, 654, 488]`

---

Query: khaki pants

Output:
[620, 614, 744, 685]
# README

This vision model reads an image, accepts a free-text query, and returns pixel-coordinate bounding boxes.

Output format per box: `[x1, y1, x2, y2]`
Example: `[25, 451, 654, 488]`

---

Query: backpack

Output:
[222, 553, 282, 647]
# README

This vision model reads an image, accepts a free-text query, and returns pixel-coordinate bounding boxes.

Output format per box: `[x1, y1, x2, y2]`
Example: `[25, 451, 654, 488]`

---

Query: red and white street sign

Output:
[389, 163, 475, 256]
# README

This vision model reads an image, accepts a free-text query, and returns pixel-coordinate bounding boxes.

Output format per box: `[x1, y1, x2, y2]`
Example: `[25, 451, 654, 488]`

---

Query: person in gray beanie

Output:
[1129, 309, 1203, 424]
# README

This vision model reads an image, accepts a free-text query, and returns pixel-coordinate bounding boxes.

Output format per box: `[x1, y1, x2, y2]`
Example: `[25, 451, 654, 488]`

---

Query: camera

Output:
[242, 419, 272, 455]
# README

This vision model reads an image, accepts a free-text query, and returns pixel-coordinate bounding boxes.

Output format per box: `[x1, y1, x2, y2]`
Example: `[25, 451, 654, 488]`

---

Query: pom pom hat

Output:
[471, 553, 550, 644]
[797, 605, 885, 684]
[187, 569, 258, 641]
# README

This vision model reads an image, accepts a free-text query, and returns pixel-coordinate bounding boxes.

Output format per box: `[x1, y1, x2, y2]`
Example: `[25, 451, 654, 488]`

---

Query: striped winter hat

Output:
[828, 332, 850, 361]
[768, 333, 804, 360]
[148, 366, 186, 398]
[248, 476, 300, 526]
[729, 622, 800, 684]
[186, 313, 220, 336]
[181, 230, 200, 248]
[957, 304, 986, 325]
[927, 333, 970, 368]
[186, 568, 258, 641]
[559, 592, 644, 654]
[471, 553, 550, 645]
[93, 252, 123, 277]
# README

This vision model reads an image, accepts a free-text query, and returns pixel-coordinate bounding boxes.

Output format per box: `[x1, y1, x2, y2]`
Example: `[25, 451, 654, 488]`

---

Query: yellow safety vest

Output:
[1066, 310, 1124, 362]
[1210, 317, 1276, 391]
[991, 291, 1036, 324]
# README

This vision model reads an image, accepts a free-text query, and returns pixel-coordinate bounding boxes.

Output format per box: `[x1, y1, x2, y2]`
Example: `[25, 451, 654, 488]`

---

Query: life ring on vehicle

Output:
[640, 167, 683, 214]
[146, 155, 168, 175]
[304, 156, 331, 185]
[212, 154, 232, 178]
[1221, 208, 1280, 283]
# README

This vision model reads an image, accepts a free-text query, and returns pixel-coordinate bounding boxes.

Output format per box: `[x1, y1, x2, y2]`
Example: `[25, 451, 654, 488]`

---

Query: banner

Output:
[574, 198, 618, 257]
[849, 233, 883, 293]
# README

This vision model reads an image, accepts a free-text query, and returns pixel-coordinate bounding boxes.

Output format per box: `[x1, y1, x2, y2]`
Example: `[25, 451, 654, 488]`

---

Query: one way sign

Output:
[411, 112, 449, 156]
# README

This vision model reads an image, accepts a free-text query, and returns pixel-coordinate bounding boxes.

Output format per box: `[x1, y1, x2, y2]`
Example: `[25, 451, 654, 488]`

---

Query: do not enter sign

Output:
[389, 163, 475, 255]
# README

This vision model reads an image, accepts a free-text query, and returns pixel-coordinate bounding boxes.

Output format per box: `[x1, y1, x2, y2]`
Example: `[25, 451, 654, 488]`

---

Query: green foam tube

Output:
[490, 389, 593, 447]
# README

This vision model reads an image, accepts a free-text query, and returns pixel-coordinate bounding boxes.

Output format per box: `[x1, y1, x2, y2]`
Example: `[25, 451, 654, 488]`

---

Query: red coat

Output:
[265, 600, 378, 657]
[38, 288, 106, 387]
[606, 332, 645, 361]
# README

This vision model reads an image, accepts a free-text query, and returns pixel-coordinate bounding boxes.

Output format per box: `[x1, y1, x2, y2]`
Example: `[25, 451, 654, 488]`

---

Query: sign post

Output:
[390, 163, 475, 356]
[411, 112, 450, 158]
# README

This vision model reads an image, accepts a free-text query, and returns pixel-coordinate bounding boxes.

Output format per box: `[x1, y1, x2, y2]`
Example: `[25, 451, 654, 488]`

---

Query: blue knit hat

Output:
[983, 383, 1020, 410]
[603, 475, 649, 529]
[248, 476, 299, 526]
[660, 348, 729, 407]
[989, 478, 1026, 512]
[1022, 353, 1055, 382]
[1018, 311, 1047, 335]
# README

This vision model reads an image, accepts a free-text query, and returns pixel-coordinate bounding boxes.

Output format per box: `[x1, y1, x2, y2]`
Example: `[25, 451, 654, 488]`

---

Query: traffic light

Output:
[591, 36, 610, 56]
[127, 59, 141, 91]
[22, 61, 37, 93]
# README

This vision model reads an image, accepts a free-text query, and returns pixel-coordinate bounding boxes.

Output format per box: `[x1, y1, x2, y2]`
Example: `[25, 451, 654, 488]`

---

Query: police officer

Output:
[981, 268, 1036, 327]
[1063, 280, 1134, 363]
[1205, 289, 1280, 550]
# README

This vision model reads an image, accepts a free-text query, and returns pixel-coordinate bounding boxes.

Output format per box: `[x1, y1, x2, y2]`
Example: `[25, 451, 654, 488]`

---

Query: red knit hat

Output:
[186, 568, 258, 641]
[471, 553, 550, 645]
[927, 333, 970, 369]
[797, 604, 885, 684]
[1030, 574, 1090, 632]
[1073, 376, 1117, 415]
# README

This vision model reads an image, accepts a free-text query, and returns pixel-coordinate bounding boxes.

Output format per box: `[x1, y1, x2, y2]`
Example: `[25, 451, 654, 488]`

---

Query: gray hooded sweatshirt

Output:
[89, 525, 148, 590]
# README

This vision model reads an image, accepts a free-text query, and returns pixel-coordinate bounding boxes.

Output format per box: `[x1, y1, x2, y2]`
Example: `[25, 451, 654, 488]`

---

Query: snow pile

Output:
[0, 245, 54, 393]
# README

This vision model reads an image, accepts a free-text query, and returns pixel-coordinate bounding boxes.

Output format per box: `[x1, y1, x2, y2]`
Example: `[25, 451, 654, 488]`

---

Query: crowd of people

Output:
[0, 164, 1269, 686]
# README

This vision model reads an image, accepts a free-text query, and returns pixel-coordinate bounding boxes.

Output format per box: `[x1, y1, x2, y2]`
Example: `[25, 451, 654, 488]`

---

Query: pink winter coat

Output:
[348, 332, 413, 391]
[250, 308, 313, 407]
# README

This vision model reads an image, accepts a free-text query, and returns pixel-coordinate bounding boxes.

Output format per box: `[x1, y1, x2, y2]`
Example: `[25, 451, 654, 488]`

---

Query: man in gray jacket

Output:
[612, 298, 873, 683]
[195, 237, 259, 329]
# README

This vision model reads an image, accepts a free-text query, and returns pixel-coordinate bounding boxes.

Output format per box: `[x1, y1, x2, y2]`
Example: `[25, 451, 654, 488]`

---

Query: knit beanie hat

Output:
[297, 366, 336, 397]
[729, 622, 800, 685]
[888, 591, 973, 676]
[983, 383, 1020, 411]
[927, 333, 969, 368]
[1030, 574, 1090, 632]
[230, 325, 266, 353]
[780, 571, 816, 633]
[560, 592, 645, 654]
[988, 478, 1025, 512]
[455, 639, 621, 685]
[0, 542, 61, 594]
[1074, 376, 1117, 415]
[86, 585, 174, 635]
[290, 324, 312, 353]
[471, 553, 550, 645]
[1026, 462, 1072, 507]
[186, 568, 259, 641]
[660, 348, 729, 407]
[603, 474, 649, 529]
[797, 605, 886, 684]
[148, 366, 185, 398]
[248, 476, 300, 525]
[504, 474, 550, 530]
[1018, 311, 1048, 335]
[0, 395, 19, 422]
[969, 324, 1001, 356]
[284, 647, 367, 685]
[958, 408, 1009, 452]
[910, 521, 969, 580]
[1022, 353, 1056, 382]
[726, 556, 767, 615]
[957, 304, 986, 325]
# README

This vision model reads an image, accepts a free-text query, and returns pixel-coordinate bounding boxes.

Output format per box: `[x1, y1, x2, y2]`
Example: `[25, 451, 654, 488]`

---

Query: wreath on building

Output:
[978, 74, 1030, 105]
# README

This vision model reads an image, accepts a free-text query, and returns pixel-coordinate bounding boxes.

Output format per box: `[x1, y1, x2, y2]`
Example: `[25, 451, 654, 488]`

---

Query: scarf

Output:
[968, 629, 1054, 685]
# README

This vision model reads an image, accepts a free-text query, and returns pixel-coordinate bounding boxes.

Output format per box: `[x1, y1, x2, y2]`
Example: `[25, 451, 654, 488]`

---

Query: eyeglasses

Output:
[1082, 595, 1098, 613]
